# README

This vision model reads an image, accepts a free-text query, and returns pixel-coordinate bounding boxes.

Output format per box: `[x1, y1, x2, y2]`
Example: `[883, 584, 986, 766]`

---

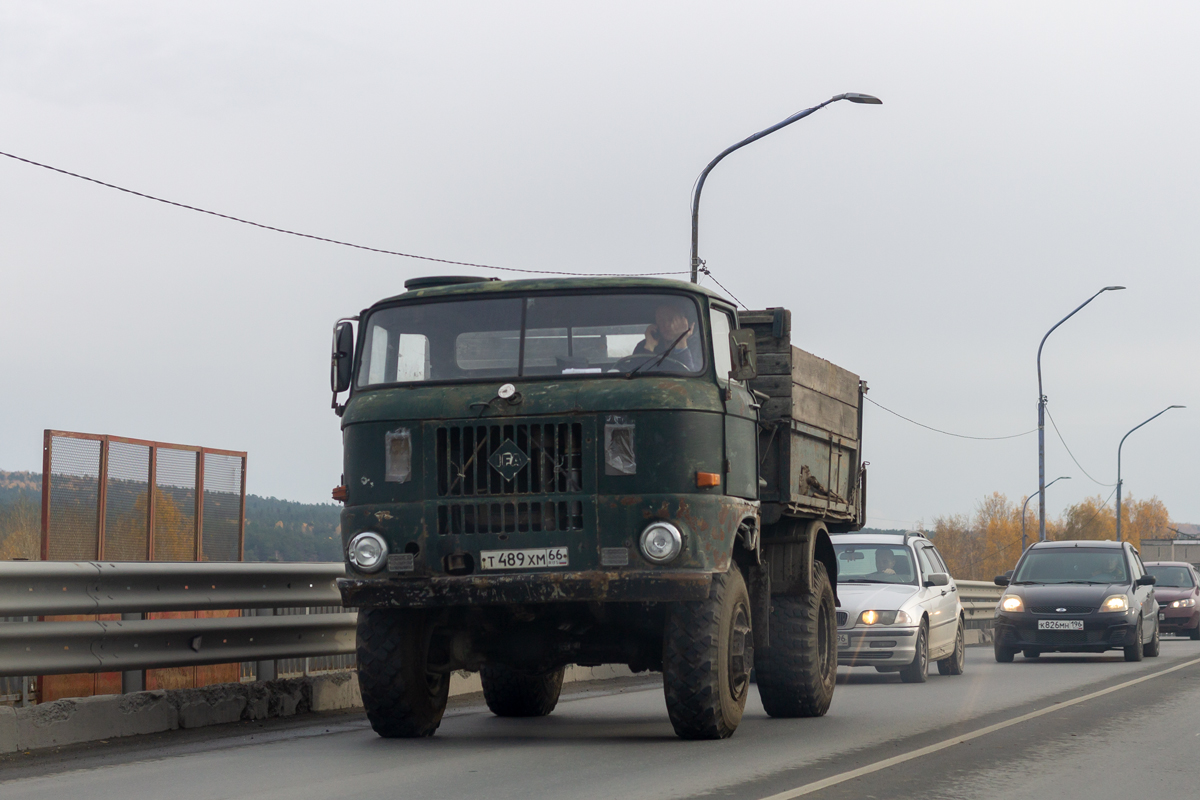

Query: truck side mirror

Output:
[728, 329, 757, 381]
[331, 321, 355, 393]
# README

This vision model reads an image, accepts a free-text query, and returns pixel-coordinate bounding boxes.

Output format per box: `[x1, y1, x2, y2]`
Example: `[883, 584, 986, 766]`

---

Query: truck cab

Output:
[331, 275, 856, 739]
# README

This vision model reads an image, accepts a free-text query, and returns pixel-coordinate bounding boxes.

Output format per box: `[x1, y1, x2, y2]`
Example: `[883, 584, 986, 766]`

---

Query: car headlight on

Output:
[640, 522, 683, 564]
[1171, 598, 1197, 608]
[1000, 594, 1024, 613]
[857, 610, 913, 626]
[348, 531, 388, 572]
[1100, 594, 1130, 613]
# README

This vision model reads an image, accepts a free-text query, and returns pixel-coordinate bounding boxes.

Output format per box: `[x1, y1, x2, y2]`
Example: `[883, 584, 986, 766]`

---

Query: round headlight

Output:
[640, 522, 683, 564]
[348, 531, 388, 572]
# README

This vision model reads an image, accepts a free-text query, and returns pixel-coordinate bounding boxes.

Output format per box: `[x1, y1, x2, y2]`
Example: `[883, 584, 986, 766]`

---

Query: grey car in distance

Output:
[833, 532, 966, 683]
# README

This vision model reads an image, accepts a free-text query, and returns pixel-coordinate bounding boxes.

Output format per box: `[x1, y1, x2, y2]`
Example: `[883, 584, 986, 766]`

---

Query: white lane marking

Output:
[760, 655, 1200, 800]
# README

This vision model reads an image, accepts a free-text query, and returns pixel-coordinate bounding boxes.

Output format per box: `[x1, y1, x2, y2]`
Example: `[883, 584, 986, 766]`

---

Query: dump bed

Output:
[743, 308, 865, 530]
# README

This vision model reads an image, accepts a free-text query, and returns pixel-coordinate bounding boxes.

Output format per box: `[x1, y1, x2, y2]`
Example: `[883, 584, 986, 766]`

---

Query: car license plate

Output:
[1160, 613, 1166, 621]
[1038, 619, 1084, 630]
[479, 547, 569, 570]
[837, 633, 849, 648]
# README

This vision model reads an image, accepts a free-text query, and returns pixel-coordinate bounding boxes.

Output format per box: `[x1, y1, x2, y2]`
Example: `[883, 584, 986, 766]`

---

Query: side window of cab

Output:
[709, 307, 735, 383]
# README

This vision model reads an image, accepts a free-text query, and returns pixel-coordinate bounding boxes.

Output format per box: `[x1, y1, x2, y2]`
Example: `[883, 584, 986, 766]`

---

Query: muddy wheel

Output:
[356, 608, 449, 738]
[1124, 618, 1145, 662]
[899, 622, 929, 683]
[481, 664, 565, 717]
[756, 561, 837, 718]
[937, 620, 967, 675]
[662, 566, 753, 740]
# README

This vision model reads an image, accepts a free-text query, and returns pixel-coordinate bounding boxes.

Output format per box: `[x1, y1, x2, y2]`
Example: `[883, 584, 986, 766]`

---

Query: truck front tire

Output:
[662, 566, 753, 740]
[356, 608, 450, 738]
[481, 664, 565, 717]
[755, 560, 837, 718]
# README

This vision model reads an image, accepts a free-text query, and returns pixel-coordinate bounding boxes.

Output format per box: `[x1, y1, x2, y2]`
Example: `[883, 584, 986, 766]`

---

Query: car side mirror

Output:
[331, 321, 355, 394]
[1137, 574, 1156, 586]
[924, 572, 950, 587]
[994, 575, 1010, 587]
[728, 329, 757, 381]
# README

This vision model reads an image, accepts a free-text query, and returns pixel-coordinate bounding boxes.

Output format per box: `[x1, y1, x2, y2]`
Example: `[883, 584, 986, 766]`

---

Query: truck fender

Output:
[762, 519, 838, 606]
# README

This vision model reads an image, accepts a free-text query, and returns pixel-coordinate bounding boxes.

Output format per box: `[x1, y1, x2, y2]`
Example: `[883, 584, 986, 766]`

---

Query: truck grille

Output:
[438, 500, 584, 535]
[436, 422, 585, 497]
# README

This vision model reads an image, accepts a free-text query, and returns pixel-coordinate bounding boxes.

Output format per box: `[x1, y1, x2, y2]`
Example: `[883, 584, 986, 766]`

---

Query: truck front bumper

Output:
[339, 570, 713, 609]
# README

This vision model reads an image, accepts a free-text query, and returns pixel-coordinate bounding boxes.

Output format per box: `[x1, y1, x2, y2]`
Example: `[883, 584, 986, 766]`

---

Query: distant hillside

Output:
[0, 471, 342, 562]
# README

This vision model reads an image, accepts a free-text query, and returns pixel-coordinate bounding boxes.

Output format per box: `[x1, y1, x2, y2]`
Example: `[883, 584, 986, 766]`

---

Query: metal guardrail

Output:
[0, 562, 353, 681]
[0, 561, 344, 616]
[957, 580, 1003, 630]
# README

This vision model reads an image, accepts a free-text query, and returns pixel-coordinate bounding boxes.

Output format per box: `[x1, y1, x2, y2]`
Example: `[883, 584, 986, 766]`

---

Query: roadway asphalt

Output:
[3, 638, 1199, 800]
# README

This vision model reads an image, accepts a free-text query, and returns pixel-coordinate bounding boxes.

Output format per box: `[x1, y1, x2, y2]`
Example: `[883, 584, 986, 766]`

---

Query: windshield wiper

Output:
[627, 330, 689, 378]
[841, 578, 886, 584]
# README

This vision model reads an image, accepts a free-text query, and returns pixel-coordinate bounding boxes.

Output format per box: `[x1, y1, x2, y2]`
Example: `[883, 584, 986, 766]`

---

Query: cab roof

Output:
[368, 275, 733, 310]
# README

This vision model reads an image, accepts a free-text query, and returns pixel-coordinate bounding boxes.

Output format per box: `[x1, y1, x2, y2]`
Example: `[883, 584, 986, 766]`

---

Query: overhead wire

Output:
[864, 396, 1037, 441]
[0, 148, 690, 278]
[1043, 406, 1117, 487]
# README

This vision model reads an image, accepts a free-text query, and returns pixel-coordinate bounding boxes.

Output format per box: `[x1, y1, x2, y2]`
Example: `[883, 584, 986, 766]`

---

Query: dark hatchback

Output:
[1145, 561, 1200, 640]
[993, 540, 1160, 662]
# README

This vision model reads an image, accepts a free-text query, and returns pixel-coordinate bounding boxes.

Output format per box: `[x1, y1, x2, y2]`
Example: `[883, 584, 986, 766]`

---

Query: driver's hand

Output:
[644, 323, 660, 350]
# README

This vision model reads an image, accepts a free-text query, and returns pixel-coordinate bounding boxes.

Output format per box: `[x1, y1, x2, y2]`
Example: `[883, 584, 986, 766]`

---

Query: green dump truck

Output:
[330, 276, 866, 739]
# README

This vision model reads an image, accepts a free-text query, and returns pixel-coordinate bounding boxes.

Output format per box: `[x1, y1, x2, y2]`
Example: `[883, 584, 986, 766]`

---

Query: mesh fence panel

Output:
[104, 441, 150, 561]
[47, 437, 101, 560]
[154, 448, 197, 561]
[202, 453, 242, 561]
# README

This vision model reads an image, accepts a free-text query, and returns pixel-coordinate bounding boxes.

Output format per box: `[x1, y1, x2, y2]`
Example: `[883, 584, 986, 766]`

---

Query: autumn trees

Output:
[928, 492, 1172, 580]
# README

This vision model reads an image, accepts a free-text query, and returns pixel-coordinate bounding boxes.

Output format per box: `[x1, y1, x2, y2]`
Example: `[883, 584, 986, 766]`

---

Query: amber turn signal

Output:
[332, 485, 348, 502]
[696, 472, 721, 488]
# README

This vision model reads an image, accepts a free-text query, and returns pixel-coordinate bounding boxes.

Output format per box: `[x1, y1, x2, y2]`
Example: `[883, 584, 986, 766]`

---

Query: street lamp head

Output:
[1169, 405, 1186, 409]
[1103, 286, 1126, 291]
[842, 93, 883, 105]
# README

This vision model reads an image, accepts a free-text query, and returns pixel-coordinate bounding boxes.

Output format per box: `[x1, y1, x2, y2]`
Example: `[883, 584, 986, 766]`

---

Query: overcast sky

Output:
[1, 2, 1196, 528]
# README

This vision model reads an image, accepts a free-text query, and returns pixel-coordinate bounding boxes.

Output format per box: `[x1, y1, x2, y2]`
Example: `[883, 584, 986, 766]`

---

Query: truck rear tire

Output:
[356, 608, 449, 738]
[481, 664, 565, 717]
[662, 566, 753, 740]
[755, 560, 837, 718]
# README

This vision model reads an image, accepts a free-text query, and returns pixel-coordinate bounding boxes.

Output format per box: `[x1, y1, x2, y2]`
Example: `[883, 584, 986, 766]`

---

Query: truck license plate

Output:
[479, 548, 569, 570]
[1038, 619, 1084, 630]
[837, 633, 849, 648]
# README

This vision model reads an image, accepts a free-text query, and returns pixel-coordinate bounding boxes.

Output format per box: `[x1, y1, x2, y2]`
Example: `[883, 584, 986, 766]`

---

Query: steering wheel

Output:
[614, 353, 691, 374]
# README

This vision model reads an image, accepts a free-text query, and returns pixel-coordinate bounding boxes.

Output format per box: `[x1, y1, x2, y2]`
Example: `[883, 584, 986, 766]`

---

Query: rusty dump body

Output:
[333, 276, 864, 675]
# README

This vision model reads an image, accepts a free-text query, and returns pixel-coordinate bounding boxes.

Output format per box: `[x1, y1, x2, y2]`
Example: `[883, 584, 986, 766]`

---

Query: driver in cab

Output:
[633, 304, 698, 371]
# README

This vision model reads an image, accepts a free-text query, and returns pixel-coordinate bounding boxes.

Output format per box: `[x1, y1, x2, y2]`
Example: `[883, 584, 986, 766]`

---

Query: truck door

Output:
[711, 306, 757, 499]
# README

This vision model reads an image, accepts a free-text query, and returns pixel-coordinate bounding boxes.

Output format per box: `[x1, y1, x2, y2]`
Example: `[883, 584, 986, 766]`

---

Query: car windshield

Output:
[834, 544, 918, 585]
[356, 292, 706, 386]
[1011, 548, 1130, 585]
[1146, 566, 1195, 588]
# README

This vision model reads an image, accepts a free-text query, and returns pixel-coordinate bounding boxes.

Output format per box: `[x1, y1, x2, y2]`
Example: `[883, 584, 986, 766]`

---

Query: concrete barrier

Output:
[0, 665, 641, 754]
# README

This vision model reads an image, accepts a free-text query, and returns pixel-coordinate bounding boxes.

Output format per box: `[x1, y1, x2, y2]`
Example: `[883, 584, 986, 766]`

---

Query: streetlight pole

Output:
[1022, 476, 1070, 551]
[689, 93, 882, 284]
[1116, 405, 1185, 542]
[1037, 286, 1125, 541]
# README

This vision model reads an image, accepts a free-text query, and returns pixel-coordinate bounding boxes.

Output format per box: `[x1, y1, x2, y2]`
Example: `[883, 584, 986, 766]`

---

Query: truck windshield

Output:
[356, 293, 706, 387]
